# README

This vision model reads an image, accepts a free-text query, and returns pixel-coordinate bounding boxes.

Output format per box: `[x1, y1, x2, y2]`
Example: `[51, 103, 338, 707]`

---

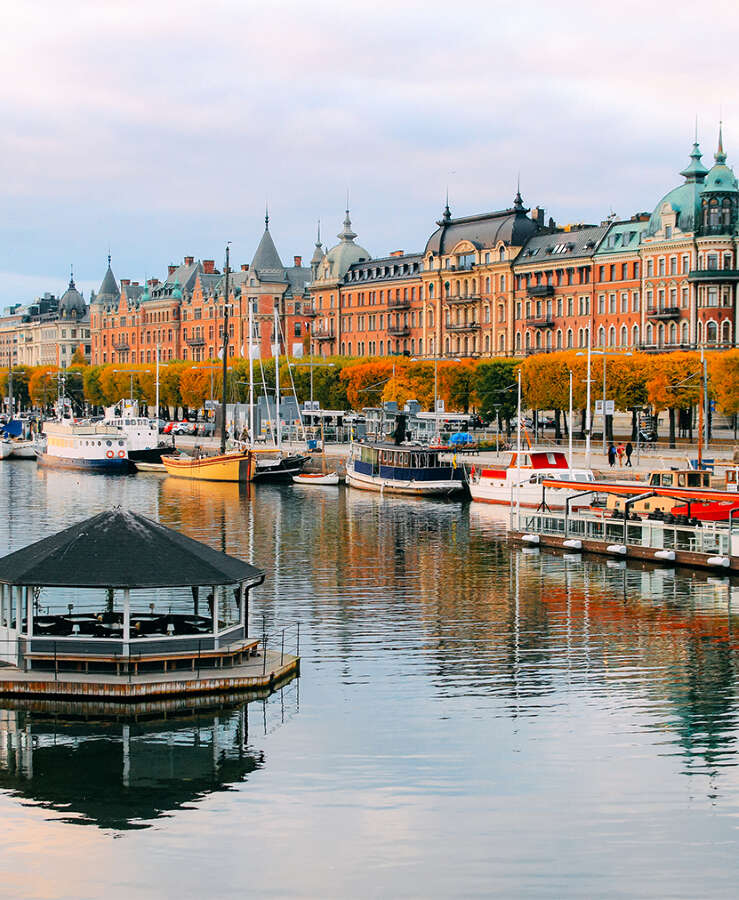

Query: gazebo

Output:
[0, 509, 265, 675]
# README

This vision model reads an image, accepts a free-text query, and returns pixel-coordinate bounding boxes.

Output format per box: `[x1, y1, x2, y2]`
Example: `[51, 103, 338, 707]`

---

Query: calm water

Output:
[0, 463, 738, 898]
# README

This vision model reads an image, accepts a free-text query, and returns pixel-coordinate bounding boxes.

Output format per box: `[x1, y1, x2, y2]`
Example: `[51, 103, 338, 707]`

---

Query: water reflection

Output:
[0, 689, 299, 830]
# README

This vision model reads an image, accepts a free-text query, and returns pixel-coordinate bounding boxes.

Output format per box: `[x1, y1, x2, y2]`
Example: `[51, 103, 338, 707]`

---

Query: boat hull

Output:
[128, 446, 177, 464]
[0, 441, 14, 459]
[346, 466, 464, 496]
[251, 454, 307, 482]
[293, 472, 340, 486]
[161, 452, 252, 482]
[468, 481, 595, 509]
[36, 453, 131, 473]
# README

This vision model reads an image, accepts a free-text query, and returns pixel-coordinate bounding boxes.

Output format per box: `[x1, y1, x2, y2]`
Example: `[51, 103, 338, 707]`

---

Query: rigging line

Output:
[275, 316, 307, 443]
[257, 354, 276, 445]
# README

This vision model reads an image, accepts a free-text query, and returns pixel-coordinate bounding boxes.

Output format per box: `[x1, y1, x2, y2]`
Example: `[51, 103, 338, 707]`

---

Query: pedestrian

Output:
[625, 441, 633, 467]
[616, 443, 625, 467]
[607, 443, 616, 467]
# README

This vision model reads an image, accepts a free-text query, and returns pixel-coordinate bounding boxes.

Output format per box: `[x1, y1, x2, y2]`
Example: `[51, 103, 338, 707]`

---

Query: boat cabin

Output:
[608, 469, 713, 516]
[354, 442, 450, 472]
[726, 468, 739, 492]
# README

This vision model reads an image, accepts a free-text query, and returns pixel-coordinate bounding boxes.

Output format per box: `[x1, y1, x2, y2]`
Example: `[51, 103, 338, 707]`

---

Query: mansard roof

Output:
[345, 252, 423, 284]
[515, 224, 610, 265]
[425, 200, 539, 256]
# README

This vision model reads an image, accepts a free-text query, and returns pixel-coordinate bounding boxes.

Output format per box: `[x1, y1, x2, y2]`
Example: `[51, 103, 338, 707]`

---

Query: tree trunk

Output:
[668, 408, 676, 449]
[579, 409, 586, 439]
[630, 408, 637, 441]
[554, 408, 562, 441]
[606, 414, 614, 442]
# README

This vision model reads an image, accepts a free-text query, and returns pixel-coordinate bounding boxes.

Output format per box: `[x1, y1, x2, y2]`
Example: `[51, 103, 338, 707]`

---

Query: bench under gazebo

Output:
[0, 510, 297, 695]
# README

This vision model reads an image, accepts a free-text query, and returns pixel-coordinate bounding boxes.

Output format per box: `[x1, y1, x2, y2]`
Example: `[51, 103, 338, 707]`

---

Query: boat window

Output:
[118, 440, 124, 446]
[687, 473, 700, 487]
[703, 473, 710, 487]
[649, 474, 659, 485]
[662, 474, 673, 487]
[678, 474, 686, 487]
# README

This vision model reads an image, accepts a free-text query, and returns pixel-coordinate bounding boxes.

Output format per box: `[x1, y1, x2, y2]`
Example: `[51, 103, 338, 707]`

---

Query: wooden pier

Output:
[0, 648, 299, 701]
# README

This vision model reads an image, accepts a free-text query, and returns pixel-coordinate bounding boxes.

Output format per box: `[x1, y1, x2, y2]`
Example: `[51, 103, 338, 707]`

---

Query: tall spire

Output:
[715, 121, 727, 164]
[337, 207, 357, 243]
[513, 173, 524, 211]
[442, 188, 451, 224]
[69, 265, 75, 289]
[265, 203, 269, 231]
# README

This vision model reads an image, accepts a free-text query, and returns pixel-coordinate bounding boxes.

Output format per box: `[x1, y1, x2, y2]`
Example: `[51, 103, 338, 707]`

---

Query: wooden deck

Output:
[0, 648, 299, 701]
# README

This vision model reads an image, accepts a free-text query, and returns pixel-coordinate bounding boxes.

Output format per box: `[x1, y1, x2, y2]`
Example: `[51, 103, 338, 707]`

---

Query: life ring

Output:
[106, 450, 114, 459]
[118, 450, 125, 458]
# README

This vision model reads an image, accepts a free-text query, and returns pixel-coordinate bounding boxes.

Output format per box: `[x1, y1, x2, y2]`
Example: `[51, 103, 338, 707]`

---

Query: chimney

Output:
[120, 278, 131, 287]
[149, 278, 160, 286]
[241, 264, 249, 272]
[132, 281, 139, 287]
[390, 250, 404, 257]
[168, 265, 176, 276]
[184, 256, 194, 266]
[294, 255, 302, 267]
[533, 207, 545, 227]
[203, 259, 215, 274]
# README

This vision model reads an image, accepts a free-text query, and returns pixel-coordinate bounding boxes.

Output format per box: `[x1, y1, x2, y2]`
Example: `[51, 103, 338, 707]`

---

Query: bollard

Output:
[280, 628, 285, 666]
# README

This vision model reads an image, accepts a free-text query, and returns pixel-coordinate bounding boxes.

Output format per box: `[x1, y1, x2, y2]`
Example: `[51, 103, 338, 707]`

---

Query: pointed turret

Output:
[337, 209, 358, 243]
[715, 121, 727, 165]
[251, 213, 285, 278]
[94, 253, 119, 305]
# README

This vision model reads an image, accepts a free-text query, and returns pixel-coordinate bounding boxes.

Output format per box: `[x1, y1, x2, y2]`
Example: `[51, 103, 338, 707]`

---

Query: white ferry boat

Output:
[468, 449, 595, 509]
[346, 442, 465, 496]
[104, 400, 175, 464]
[37, 421, 130, 473]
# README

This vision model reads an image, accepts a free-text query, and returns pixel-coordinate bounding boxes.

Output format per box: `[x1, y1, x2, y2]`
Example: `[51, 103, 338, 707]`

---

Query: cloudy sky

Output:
[0, 0, 735, 306]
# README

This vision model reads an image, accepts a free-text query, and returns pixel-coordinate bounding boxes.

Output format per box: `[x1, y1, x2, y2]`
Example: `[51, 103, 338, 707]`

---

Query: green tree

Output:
[472, 360, 519, 429]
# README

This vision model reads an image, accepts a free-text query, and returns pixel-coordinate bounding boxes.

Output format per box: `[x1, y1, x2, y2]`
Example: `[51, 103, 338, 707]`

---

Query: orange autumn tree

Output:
[179, 367, 212, 411]
[340, 360, 398, 410]
[28, 366, 59, 409]
[646, 352, 701, 447]
[710, 349, 739, 417]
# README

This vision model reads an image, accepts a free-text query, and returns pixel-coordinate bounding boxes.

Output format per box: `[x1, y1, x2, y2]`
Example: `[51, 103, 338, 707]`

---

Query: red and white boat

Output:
[468, 449, 596, 509]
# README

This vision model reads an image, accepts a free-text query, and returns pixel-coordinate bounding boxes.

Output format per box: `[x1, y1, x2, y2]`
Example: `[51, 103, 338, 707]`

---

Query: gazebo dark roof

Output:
[0, 509, 264, 589]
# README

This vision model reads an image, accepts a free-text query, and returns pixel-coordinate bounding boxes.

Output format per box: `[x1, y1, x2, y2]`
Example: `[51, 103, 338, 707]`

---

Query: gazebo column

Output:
[242, 582, 248, 637]
[212, 585, 219, 649]
[123, 588, 130, 658]
[192, 585, 199, 616]
[0, 583, 5, 628]
[26, 587, 32, 637]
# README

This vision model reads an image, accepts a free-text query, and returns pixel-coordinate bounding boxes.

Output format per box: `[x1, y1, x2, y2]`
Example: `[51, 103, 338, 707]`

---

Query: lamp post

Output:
[576, 335, 631, 460]
[410, 355, 461, 441]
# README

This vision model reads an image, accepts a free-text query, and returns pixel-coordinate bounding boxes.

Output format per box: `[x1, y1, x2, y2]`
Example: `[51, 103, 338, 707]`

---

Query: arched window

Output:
[633, 324, 640, 347]
[598, 325, 605, 347]
[536, 331, 542, 349]
[498, 304, 505, 323]
[429, 283, 434, 298]
[567, 329, 573, 348]
[515, 332, 522, 351]
[707, 320, 718, 343]
[722, 319, 731, 345]
[669, 322, 677, 344]
[681, 321, 689, 344]
[658, 323, 665, 347]
[608, 325, 615, 347]
[556, 329, 562, 349]
[484, 305, 490, 323]
[546, 330, 552, 350]
[499, 333, 505, 354]
[484, 334, 490, 352]
[525, 331, 531, 349]
[499, 246, 505, 261]
[445, 337, 450, 354]
[485, 276, 491, 293]
[620, 325, 628, 347]
[646, 323, 653, 345]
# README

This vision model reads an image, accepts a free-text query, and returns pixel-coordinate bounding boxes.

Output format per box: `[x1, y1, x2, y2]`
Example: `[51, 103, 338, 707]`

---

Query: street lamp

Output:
[288, 360, 336, 409]
[576, 336, 632, 459]
[410, 355, 461, 441]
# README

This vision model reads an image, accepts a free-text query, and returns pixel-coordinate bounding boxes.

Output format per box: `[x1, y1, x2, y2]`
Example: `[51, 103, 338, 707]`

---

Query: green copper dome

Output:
[647, 139, 707, 236]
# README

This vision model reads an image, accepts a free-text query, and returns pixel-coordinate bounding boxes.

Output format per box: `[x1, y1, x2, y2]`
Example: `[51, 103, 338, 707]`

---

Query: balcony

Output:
[312, 327, 335, 341]
[112, 337, 130, 350]
[387, 325, 411, 337]
[185, 334, 205, 346]
[688, 268, 739, 282]
[646, 306, 681, 320]
[388, 297, 411, 309]
[527, 285, 555, 297]
[302, 306, 317, 318]
[526, 318, 555, 328]
[445, 293, 481, 304]
[446, 322, 480, 332]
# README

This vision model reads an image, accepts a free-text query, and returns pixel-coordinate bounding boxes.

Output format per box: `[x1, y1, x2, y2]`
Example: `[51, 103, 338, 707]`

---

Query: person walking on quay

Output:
[616, 443, 625, 467]
[607, 443, 616, 467]
[625, 441, 633, 467]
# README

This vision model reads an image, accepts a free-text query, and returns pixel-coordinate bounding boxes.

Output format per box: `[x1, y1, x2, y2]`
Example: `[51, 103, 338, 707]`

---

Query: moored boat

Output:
[250, 448, 307, 482]
[293, 471, 340, 486]
[104, 401, 176, 464]
[161, 450, 253, 482]
[9, 440, 39, 459]
[37, 421, 131, 473]
[468, 449, 596, 509]
[0, 440, 13, 459]
[346, 442, 465, 496]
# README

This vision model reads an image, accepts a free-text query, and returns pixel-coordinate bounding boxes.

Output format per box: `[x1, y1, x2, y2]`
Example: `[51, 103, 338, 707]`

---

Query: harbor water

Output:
[0, 462, 738, 898]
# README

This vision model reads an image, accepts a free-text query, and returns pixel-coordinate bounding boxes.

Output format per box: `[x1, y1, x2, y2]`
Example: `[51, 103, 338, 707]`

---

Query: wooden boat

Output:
[161, 450, 252, 482]
[0, 440, 13, 459]
[293, 471, 340, 486]
[133, 460, 168, 473]
[9, 440, 38, 459]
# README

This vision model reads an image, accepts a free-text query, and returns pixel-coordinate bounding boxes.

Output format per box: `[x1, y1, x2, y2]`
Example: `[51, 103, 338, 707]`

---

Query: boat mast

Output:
[220, 244, 230, 455]
[273, 304, 281, 449]
[248, 298, 255, 445]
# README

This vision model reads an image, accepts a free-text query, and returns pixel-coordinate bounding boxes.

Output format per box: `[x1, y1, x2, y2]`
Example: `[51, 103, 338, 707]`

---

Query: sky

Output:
[0, 0, 737, 307]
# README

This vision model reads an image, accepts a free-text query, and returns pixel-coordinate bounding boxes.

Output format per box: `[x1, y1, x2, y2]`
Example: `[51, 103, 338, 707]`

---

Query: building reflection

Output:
[0, 694, 278, 830]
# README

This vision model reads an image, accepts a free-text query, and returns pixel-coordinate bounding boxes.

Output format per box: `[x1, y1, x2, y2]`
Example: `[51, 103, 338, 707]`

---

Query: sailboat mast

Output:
[248, 298, 255, 444]
[273, 304, 281, 450]
[220, 244, 230, 455]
